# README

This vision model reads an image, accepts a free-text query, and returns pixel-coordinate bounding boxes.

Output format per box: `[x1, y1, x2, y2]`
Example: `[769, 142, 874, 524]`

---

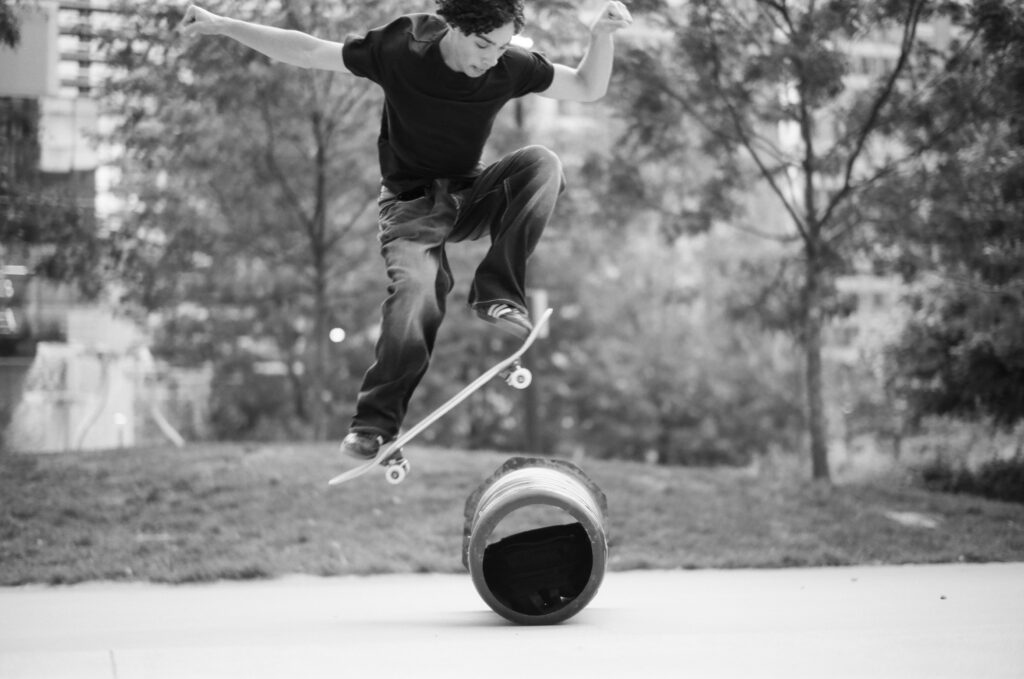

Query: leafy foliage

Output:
[80, 0, 1024, 470]
[918, 456, 1024, 505]
[98, 0, 405, 437]
[521, 154, 805, 465]
[0, 98, 107, 296]
[875, 0, 1024, 428]
[612, 0, 932, 479]
[0, 0, 21, 48]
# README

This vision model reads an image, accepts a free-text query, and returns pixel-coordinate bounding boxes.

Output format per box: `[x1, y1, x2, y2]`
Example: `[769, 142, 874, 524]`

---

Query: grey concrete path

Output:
[2, 563, 1022, 678]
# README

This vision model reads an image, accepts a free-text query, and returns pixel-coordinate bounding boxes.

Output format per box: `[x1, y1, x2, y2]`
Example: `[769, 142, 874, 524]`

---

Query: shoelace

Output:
[485, 304, 517, 319]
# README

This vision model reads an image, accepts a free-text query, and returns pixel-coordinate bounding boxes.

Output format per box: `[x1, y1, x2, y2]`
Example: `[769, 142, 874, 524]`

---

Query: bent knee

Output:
[520, 145, 562, 172]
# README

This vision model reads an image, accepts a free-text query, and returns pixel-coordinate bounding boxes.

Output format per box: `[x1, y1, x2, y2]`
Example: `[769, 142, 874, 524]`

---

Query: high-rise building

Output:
[0, 2, 208, 452]
[0, 1, 117, 348]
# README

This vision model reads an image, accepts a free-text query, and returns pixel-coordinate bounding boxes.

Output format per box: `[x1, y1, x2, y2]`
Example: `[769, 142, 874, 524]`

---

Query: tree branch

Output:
[821, 115, 969, 247]
[701, 9, 809, 240]
[257, 96, 314, 236]
[817, 0, 926, 231]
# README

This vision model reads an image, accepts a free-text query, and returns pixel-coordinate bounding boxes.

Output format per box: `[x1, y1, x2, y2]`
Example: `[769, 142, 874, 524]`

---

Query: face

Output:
[445, 22, 516, 77]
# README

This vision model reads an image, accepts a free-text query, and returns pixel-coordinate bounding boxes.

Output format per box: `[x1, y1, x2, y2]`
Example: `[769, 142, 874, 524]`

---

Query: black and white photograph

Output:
[1, 0, 1022, 676]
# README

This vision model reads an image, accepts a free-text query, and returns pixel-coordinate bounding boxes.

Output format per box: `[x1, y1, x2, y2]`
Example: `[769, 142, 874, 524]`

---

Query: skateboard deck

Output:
[328, 307, 554, 487]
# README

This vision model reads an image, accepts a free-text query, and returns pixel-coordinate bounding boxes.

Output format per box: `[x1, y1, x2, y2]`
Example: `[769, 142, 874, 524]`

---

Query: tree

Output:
[1, 3, 108, 299]
[100, 0, 403, 439]
[616, 0, 931, 480]
[870, 0, 1024, 430]
[0, 0, 22, 48]
[535, 201, 806, 464]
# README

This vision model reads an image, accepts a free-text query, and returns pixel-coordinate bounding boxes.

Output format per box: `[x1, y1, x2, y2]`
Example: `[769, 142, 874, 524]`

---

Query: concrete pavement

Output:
[2, 563, 1022, 678]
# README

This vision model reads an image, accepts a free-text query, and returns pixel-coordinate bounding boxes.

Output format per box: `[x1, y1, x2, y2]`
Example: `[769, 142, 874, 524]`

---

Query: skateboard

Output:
[328, 307, 554, 487]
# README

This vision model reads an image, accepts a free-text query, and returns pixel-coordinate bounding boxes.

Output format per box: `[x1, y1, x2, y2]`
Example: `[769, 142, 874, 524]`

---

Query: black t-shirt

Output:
[343, 14, 555, 192]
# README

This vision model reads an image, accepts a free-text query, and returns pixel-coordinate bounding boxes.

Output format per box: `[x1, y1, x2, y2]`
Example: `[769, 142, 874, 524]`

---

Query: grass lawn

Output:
[1, 443, 1022, 585]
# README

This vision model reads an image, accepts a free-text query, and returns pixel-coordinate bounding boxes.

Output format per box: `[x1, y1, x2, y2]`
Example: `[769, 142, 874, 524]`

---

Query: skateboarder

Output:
[179, 0, 633, 460]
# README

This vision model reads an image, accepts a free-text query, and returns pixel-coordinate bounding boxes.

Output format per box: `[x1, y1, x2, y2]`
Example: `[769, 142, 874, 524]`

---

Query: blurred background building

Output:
[1, 1, 208, 453]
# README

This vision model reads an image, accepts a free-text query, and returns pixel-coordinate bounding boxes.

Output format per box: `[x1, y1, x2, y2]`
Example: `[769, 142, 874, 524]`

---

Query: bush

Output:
[209, 358, 304, 440]
[917, 457, 1024, 504]
[972, 459, 1024, 504]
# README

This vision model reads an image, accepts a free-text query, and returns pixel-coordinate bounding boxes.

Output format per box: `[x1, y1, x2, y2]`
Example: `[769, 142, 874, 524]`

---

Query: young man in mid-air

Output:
[180, 0, 632, 460]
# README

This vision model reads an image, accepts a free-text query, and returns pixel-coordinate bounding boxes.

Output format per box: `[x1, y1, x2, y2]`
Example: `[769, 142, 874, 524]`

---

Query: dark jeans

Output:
[350, 145, 565, 439]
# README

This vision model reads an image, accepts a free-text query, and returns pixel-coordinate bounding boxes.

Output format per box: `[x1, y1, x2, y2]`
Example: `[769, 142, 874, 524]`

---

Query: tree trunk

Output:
[309, 109, 330, 441]
[804, 256, 831, 481]
[311, 273, 329, 440]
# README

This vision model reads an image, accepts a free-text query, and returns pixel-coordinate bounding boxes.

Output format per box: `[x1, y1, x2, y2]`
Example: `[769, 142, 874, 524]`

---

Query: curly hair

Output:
[435, 0, 526, 35]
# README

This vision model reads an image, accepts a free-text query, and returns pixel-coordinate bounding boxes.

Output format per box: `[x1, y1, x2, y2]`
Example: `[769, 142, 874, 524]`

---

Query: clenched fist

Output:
[178, 4, 224, 37]
[591, 1, 633, 36]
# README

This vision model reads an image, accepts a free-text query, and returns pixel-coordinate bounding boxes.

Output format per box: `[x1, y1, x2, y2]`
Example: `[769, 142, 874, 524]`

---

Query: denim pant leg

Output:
[350, 189, 457, 439]
[450, 145, 565, 312]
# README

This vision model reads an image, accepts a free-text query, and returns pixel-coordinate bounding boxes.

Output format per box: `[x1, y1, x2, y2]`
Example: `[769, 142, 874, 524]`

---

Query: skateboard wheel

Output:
[506, 367, 532, 390]
[385, 459, 409, 485]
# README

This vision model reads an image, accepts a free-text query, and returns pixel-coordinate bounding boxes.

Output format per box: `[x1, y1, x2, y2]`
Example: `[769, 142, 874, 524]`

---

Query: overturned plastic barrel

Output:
[462, 457, 608, 625]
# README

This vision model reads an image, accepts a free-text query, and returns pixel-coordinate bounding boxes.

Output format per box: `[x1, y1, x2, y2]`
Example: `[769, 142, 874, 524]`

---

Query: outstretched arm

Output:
[541, 1, 632, 103]
[178, 4, 349, 73]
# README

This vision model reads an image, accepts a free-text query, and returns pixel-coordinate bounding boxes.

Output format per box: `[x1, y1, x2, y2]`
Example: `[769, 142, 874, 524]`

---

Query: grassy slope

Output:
[1, 443, 1022, 585]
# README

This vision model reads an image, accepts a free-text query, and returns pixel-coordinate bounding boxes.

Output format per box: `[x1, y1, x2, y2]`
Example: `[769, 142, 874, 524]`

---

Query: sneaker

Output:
[474, 303, 533, 339]
[340, 431, 384, 461]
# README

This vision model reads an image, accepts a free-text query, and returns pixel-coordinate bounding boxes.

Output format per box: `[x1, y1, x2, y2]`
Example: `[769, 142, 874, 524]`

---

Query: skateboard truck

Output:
[499, 361, 532, 389]
[382, 451, 410, 485]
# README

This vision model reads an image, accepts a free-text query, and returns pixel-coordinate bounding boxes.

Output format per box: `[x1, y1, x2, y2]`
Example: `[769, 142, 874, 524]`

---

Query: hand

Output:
[590, 1, 633, 36]
[178, 4, 222, 36]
